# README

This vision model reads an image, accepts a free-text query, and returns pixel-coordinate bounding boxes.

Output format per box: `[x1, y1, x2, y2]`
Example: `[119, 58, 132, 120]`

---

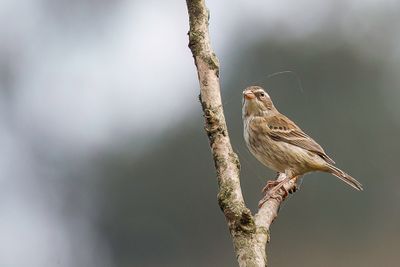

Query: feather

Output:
[265, 114, 336, 165]
[327, 164, 363, 191]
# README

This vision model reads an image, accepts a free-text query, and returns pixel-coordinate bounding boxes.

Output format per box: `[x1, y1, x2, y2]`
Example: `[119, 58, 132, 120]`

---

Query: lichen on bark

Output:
[186, 1, 296, 266]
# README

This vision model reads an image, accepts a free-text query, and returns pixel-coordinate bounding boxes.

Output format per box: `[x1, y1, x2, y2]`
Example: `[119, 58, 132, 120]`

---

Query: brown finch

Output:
[242, 86, 362, 204]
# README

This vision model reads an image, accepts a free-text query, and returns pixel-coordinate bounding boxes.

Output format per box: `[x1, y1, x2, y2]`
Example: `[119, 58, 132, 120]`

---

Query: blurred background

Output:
[1, 0, 399, 266]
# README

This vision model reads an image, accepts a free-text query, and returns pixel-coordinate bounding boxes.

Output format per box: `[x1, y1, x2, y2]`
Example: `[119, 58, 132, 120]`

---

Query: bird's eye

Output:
[260, 92, 265, 97]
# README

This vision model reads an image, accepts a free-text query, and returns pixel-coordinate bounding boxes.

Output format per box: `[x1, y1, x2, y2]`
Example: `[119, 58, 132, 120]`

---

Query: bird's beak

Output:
[243, 90, 255, 100]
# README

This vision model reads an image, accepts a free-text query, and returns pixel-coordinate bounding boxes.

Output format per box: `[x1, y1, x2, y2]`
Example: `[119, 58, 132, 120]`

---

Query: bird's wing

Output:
[264, 114, 335, 165]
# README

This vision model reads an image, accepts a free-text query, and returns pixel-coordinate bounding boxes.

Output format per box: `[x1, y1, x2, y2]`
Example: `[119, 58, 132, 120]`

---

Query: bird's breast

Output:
[243, 117, 321, 175]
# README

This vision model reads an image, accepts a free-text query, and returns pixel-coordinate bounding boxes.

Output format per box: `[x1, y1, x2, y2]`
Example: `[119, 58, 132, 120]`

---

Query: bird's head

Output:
[242, 86, 276, 117]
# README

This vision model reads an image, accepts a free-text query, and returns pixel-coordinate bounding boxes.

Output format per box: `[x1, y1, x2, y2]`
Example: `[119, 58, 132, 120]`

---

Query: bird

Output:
[242, 86, 362, 206]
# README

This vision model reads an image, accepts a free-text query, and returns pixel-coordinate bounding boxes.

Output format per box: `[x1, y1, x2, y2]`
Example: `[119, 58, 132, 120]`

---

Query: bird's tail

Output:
[326, 165, 363, 191]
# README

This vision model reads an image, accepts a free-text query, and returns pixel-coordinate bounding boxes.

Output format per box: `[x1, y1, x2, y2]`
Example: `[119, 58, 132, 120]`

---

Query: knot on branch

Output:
[234, 210, 256, 234]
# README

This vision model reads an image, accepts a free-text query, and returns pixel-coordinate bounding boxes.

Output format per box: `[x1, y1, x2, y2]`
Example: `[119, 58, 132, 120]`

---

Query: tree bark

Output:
[185, 1, 296, 266]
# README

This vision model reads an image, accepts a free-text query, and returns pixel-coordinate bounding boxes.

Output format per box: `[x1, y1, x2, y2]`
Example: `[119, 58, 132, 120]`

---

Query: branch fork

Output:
[186, 1, 296, 265]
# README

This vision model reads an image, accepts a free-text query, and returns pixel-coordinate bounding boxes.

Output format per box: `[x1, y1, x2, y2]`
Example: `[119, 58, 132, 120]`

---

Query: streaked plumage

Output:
[242, 85, 363, 191]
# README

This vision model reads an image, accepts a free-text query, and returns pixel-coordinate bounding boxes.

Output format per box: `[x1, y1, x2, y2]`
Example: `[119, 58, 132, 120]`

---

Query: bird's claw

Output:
[259, 176, 299, 208]
[261, 180, 280, 194]
[288, 184, 298, 194]
[258, 184, 289, 208]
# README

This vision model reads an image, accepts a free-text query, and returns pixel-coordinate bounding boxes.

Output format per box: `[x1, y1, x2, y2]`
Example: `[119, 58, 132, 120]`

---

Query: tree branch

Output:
[185, 1, 296, 266]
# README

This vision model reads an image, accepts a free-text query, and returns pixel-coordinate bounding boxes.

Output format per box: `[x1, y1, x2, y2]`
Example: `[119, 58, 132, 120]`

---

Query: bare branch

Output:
[186, 0, 250, 231]
[255, 174, 297, 242]
[185, 1, 297, 266]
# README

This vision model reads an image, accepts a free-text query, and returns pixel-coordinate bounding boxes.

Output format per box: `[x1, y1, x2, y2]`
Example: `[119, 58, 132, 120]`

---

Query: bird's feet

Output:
[258, 183, 288, 208]
[261, 179, 281, 194]
[258, 176, 298, 208]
